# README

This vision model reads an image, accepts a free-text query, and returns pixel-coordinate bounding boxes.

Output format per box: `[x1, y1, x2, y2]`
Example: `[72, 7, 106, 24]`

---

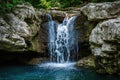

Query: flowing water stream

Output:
[48, 14, 78, 63]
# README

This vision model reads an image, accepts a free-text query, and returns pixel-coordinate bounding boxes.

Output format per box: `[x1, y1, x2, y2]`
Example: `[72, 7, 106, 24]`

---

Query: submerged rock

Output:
[81, 1, 120, 21]
[89, 18, 120, 74]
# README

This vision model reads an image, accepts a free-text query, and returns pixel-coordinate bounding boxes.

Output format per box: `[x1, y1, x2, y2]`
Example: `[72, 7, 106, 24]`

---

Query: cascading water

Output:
[48, 14, 78, 63]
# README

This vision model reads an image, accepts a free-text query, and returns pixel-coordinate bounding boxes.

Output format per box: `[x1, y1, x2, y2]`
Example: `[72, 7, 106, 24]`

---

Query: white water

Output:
[48, 14, 78, 63]
[39, 62, 76, 68]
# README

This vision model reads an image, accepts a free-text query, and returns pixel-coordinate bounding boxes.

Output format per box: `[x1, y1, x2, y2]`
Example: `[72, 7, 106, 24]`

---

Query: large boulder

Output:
[79, 1, 120, 74]
[81, 1, 120, 21]
[89, 18, 120, 74]
[0, 3, 44, 64]
[0, 13, 29, 51]
[0, 2, 41, 52]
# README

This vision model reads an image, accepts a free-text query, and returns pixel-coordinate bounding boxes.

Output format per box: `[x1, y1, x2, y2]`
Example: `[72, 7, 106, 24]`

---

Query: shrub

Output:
[0, 0, 24, 13]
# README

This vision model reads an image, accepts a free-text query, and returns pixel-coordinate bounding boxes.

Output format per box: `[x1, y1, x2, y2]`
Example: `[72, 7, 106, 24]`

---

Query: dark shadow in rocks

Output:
[0, 50, 49, 66]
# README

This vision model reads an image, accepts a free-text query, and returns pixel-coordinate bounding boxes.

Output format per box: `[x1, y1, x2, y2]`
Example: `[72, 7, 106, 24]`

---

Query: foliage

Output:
[0, 0, 24, 13]
[0, 0, 118, 12]
[34, 0, 116, 9]
[37, 0, 84, 8]
[24, 0, 39, 8]
[37, 0, 52, 9]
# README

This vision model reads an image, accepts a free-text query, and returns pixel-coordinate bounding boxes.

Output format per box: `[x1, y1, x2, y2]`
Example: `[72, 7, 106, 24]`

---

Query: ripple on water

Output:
[0, 63, 120, 80]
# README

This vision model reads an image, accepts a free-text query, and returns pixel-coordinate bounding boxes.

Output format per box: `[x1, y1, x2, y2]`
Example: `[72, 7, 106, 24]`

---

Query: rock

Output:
[0, 2, 46, 64]
[0, 2, 42, 52]
[13, 3, 41, 52]
[41, 7, 81, 23]
[22, 57, 49, 65]
[80, 1, 120, 74]
[13, 2, 41, 37]
[74, 12, 97, 58]
[13, 2, 38, 21]
[0, 14, 29, 51]
[48, 10, 66, 23]
[37, 9, 66, 23]
[75, 12, 97, 44]
[81, 1, 120, 21]
[77, 55, 95, 68]
[89, 18, 120, 74]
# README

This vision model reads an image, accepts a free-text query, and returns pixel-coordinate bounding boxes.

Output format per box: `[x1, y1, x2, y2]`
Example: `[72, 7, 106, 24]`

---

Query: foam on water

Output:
[38, 62, 76, 68]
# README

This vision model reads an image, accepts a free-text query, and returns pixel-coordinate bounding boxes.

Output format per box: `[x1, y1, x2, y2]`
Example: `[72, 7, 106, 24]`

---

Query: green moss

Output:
[89, 41, 102, 47]
[102, 58, 107, 64]
[77, 55, 95, 69]
[106, 67, 117, 74]
[95, 31, 100, 35]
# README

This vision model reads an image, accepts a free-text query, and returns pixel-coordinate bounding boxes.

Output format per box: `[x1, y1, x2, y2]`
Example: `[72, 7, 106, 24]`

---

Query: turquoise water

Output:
[0, 63, 120, 80]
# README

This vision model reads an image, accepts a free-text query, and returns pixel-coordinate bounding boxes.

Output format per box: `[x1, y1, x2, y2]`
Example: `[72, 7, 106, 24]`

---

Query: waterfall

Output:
[48, 14, 78, 63]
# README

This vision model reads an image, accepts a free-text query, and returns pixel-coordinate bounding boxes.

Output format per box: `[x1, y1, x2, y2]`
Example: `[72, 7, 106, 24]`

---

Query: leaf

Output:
[6, 3, 13, 8]
[13, 0, 18, 4]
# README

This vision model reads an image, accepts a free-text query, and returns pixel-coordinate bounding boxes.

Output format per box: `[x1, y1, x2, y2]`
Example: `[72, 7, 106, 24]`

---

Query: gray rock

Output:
[46, 10, 67, 23]
[89, 17, 120, 74]
[81, 1, 120, 21]
[77, 55, 95, 68]
[0, 14, 29, 51]
[74, 12, 97, 58]
[0, 3, 40, 52]
[13, 2, 37, 20]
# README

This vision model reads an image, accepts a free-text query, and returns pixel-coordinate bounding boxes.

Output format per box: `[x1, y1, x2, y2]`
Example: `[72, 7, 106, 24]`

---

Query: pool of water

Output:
[0, 62, 120, 80]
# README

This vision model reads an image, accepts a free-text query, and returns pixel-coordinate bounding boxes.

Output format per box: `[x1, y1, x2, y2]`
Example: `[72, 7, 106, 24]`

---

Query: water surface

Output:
[0, 62, 120, 80]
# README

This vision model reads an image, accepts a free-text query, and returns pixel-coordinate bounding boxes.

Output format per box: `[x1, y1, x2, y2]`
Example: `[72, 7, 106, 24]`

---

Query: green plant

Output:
[37, 0, 51, 9]
[0, 0, 24, 13]
[0, 0, 117, 12]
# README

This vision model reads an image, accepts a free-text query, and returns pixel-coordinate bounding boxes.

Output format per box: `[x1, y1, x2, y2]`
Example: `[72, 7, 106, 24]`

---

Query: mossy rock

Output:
[77, 55, 95, 69]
